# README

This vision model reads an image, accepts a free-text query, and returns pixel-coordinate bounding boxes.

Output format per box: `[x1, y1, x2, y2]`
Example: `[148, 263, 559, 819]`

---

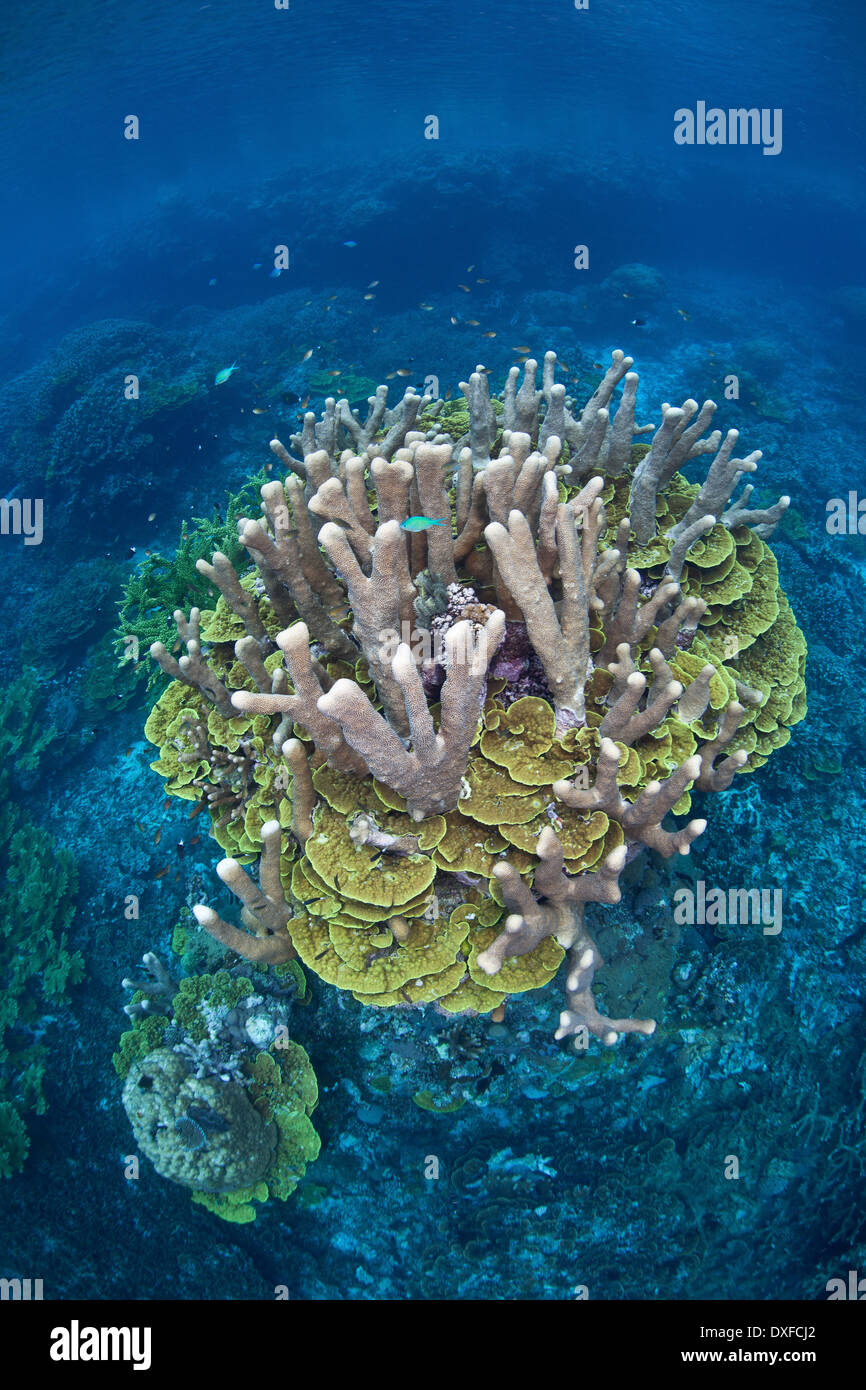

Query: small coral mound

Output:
[116, 958, 319, 1222]
[144, 349, 805, 1045]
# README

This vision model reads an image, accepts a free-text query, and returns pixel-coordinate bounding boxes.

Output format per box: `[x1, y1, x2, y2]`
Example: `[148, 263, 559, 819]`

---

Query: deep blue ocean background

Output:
[1, 0, 864, 1300]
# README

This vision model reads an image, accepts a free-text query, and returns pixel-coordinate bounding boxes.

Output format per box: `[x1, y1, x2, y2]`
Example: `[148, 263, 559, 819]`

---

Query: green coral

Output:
[116, 467, 271, 686]
[0, 772, 83, 1177]
[117, 966, 319, 1222]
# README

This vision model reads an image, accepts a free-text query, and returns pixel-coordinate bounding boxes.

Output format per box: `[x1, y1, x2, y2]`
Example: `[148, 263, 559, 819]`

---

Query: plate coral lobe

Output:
[144, 349, 805, 1047]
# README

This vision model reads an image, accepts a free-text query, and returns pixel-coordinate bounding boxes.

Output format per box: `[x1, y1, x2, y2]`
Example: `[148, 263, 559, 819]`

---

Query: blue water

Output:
[1, 0, 864, 1301]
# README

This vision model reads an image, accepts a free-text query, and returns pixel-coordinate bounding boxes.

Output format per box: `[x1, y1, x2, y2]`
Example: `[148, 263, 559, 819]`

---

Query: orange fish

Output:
[190, 835, 201, 846]
[189, 802, 205, 819]
[153, 867, 169, 880]
[301, 394, 310, 407]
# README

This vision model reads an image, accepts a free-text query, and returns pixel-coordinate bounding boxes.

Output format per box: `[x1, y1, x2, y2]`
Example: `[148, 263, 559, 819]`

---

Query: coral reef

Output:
[143, 349, 805, 1045]
[116, 957, 319, 1223]
[0, 771, 83, 1177]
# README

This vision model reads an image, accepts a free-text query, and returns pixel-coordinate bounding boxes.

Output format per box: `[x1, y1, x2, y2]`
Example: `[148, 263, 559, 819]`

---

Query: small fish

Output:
[401, 515, 445, 532]
[302, 348, 313, 361]
[326, 369, 342, 377]
[677, 308, 691, 320]
[343, 240, 358, 247]
[208, 277, 217, 286]
[466, 319, 480, 326]
[396, 368, 412, 376]
[252, 406, 269, 414]
[458, 283, 471, 292]
[190, 835, 201, 846]
[136, 821, 146, 833]
[148, 512, 156, 522]
[252, 262, 262, 270]
[477, 277, 490, 283]
[622, 292, 632, 299]
[214, 363, 238, 385]
[328, 293, 338, 300]
[367, 280, 379, 288]
[511, 345, 531, 353]
[466, 264, 475, 272]
[631, 318, 647, 327]
[188, 802, 205, 819]
[450, 315, 459, 325]
[154, 828, 161, 845]
[163, 798, 172, 810]
[301, 394, 310, 408]
[420, 303, 434, 311]
[592, 362, 604, 370]
[372, 326, 380, 333]
[269, 267, 282, 278]
[153, 867, 169, 880]
[364, 293, 376, 300]
[482, 331, 496, 338]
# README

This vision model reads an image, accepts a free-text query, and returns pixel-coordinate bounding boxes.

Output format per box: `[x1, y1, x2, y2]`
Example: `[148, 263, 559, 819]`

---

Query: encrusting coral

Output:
[115, 955, 319, 1223]
[145, 349, 806, 1045]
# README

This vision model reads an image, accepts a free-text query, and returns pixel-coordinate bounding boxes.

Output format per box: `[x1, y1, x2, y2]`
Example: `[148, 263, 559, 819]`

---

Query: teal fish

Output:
[400, 515, 445, 532]
[214, 362, 239, 385]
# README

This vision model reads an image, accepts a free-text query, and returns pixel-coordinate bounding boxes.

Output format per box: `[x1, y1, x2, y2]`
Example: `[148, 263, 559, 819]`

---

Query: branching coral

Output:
[144, 350, 806, 1045]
